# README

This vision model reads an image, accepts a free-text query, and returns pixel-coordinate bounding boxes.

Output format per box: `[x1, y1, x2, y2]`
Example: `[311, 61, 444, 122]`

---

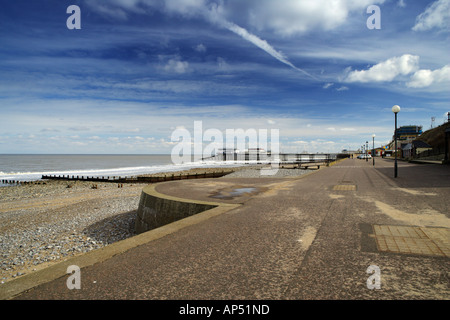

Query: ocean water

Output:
[0, 154, 243, 186]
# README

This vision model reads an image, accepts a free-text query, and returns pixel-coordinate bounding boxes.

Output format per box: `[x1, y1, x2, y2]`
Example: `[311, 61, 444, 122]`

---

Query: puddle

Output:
[210, 187, 257, 199]
[229, 187, 256, 196]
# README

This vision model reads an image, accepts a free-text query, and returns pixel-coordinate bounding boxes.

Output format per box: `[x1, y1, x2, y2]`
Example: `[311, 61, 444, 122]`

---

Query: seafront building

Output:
[382, 125, 423, 157]
[381, 120, 450, 162]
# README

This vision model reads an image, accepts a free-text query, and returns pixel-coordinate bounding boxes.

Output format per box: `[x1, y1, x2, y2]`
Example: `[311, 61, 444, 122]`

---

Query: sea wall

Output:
[135, 184, 218, 234]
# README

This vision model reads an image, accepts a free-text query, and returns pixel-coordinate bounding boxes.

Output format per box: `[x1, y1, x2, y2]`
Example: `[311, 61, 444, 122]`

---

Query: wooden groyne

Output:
[41, 171, 231, 184]
[1, 180, 47, 185]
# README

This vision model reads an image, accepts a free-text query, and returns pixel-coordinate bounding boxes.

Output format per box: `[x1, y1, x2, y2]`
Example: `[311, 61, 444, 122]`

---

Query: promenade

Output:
[3, 158, 449, 300]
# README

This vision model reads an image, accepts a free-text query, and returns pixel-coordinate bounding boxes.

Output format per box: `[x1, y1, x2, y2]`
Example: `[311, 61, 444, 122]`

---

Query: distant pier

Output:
[203, 152, 338, 163]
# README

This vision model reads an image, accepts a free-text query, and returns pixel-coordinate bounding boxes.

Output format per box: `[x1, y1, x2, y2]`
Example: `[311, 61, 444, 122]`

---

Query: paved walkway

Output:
[4, 158, 449, 300]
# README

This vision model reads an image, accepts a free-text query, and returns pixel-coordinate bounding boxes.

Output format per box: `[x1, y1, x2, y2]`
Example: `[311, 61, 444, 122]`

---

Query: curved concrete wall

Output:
[135, 184, 220, 234]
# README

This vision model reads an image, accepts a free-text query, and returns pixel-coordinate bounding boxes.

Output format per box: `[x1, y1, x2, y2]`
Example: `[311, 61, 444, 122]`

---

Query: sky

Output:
[0, 0, 449, 154]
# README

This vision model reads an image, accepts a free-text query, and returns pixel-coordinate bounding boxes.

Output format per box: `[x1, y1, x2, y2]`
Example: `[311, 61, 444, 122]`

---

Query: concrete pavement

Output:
[3, 158, 449, 300]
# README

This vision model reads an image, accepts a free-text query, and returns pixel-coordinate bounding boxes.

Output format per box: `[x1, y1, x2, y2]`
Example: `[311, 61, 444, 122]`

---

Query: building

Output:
[395, 125, 423, 141]
[368, 147, 385, 157]
[384, 125, 423, 157]
[402, 140, 432, 158]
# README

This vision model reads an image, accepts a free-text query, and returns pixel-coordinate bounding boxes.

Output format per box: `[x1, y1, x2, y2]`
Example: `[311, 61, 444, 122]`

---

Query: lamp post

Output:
[392, 105, 401, 178]
[366, 141, 368, 162]
[372, 134, 376, 166]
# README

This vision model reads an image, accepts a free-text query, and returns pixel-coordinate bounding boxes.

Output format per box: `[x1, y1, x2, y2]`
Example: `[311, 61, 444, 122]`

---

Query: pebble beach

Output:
[0, 165, 312, 284]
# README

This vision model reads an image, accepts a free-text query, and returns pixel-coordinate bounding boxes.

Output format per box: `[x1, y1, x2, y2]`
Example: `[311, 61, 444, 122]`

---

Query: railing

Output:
[206, 153, 338, 164]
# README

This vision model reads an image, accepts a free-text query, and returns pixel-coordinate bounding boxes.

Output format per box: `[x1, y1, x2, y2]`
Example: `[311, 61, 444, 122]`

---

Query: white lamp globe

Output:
[392, 105, 401, 114]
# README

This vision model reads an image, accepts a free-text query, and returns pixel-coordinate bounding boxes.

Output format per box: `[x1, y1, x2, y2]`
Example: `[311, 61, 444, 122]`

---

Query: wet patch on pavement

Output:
[209, 186, 262, 200]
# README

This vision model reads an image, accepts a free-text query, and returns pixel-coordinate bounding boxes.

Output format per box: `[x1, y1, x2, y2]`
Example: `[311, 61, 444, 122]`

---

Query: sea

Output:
[0, 154, 243, 187]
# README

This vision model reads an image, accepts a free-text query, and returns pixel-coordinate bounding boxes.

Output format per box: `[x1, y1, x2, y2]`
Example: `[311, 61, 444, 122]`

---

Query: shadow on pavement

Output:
[376, 162, 450, 188]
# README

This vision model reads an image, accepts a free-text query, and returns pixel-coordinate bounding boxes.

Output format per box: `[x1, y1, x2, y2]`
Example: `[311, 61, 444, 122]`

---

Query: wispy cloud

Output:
[220, 20, 318, 79]
[397, 0, 407, 7]
[412, 0, 450, 32]
[68, 126, 91, 132]
[163, 58, 190, 74]
[194, 43, 207, 53]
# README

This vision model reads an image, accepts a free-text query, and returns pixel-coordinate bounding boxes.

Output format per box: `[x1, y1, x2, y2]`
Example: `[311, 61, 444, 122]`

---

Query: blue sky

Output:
[0, 0, 449, 154]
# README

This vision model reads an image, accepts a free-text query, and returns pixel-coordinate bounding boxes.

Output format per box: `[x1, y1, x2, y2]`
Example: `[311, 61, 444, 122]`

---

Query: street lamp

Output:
[392, 105, 401, 178]
[372, 134, 376, 166]
[366, 141, 369, 162]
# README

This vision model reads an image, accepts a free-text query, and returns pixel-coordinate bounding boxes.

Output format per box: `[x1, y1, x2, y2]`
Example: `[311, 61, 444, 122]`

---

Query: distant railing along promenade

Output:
[204, 152, 339, 164]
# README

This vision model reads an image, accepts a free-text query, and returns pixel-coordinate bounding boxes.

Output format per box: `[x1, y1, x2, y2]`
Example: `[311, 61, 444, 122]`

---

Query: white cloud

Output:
[69, 126, 91, 131]
[84, 0, 152, 20]
[163, 0, 206, 16]
[241, 0, 386, 35]
[164, 59, 189, 73]
[323, 83, 334, 89]
[412, 0, 450, 32]
[407, 64, 450, 88]
[398, 0, 406, 7]
[40, 128, 60, 133]
[195, 43, 207, 52]
[336, 86, 349, 91]
[344, 54, 419, 83]
[86, 0, 387, 36]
